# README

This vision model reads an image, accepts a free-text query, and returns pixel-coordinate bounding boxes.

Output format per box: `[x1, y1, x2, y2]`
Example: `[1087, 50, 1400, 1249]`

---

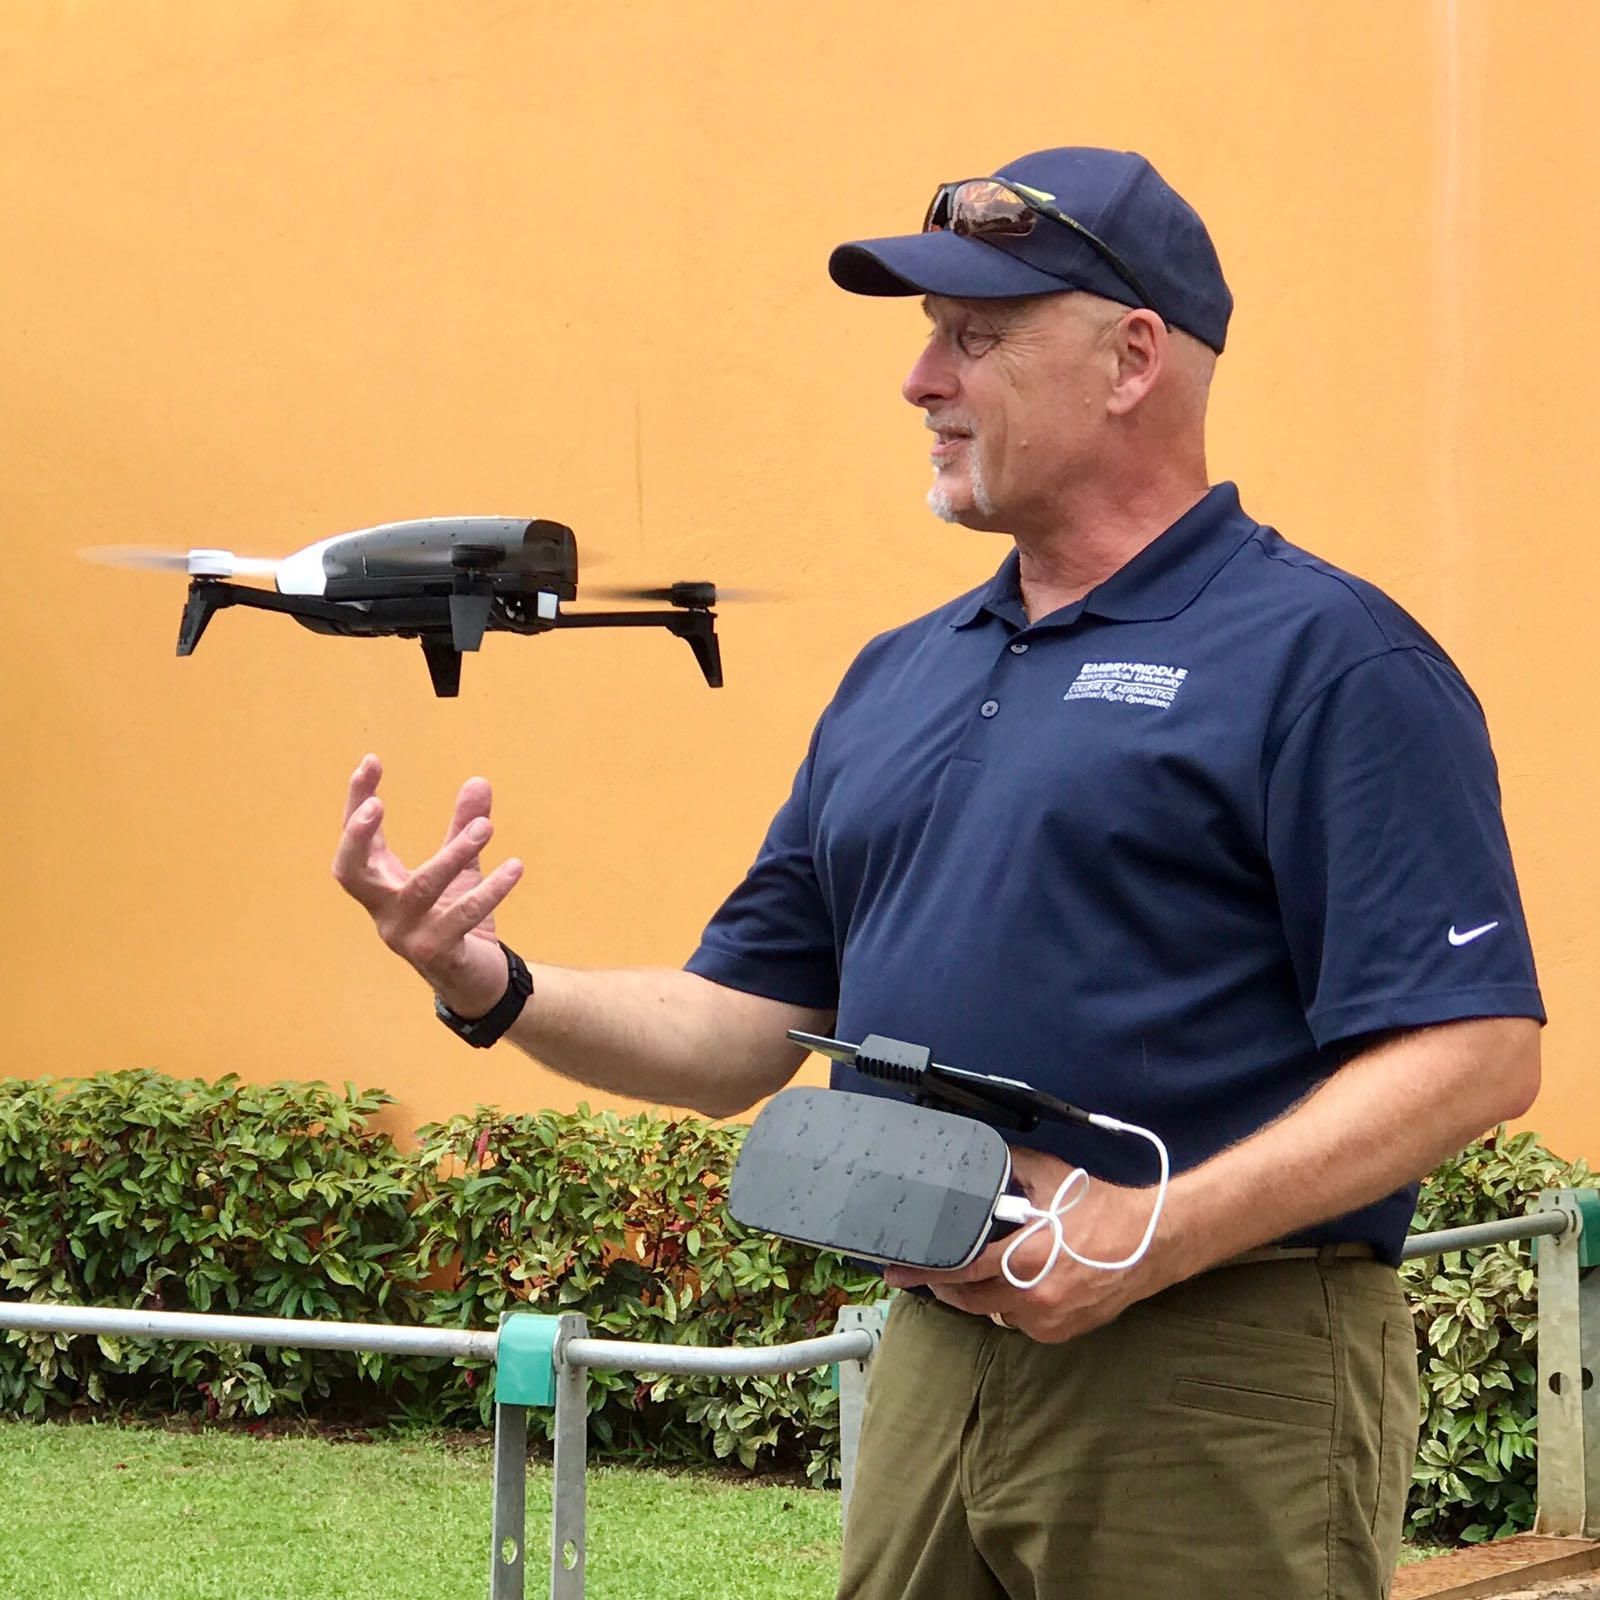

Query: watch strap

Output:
[434, 943, 534, 1048]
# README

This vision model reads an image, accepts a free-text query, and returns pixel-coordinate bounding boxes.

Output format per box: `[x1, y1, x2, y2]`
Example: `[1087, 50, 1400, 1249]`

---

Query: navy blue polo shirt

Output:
[687, 484, 1543, 1262]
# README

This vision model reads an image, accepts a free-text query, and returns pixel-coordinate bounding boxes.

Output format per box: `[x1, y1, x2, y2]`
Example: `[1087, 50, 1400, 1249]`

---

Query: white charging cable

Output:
[989, 1113, 1171, 1292]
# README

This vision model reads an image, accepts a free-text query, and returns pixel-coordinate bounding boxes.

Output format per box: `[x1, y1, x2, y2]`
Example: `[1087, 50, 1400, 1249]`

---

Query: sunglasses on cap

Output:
[923, 178, 1161, 317]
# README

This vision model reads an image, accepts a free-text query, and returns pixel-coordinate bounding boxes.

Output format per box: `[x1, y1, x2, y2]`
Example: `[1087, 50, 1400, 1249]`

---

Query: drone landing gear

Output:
[177, 584, 220, 656]
[421, 638, 463, 697]
[673, 609, 724, 689]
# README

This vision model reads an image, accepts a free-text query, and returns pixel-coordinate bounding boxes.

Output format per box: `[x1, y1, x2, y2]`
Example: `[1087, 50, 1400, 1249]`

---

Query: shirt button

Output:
[1009, 642, 1029, 655]
[980, 699, 1000, 718]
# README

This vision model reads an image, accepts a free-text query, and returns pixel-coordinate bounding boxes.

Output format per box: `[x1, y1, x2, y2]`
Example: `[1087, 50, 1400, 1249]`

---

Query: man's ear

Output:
[1105, 310, 1166, 417]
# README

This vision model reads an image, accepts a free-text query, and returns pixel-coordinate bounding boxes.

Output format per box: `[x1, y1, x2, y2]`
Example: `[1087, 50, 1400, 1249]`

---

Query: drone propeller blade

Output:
[79, 546, 195, 573]
[78, 546, 283, 581]
[583, 580, 779, 605]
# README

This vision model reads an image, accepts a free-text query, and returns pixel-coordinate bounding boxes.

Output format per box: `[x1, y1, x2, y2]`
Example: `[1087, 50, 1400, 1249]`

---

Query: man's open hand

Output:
[331, 754, 524, 1015]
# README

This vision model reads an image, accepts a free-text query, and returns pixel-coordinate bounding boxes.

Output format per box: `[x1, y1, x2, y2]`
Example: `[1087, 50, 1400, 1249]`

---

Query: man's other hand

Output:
[331, 753, 524, 1016]
[883, 1146, 1172, 1343]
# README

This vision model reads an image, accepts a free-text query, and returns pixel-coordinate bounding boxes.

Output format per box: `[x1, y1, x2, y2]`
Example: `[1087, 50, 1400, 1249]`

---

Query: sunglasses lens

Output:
[923, 180, 1036, 236]
[949, 180, 1035, 238]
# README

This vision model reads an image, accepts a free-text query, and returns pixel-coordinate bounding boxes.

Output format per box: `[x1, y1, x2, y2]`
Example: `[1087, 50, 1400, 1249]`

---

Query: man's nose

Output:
[902, 340, 959, 409]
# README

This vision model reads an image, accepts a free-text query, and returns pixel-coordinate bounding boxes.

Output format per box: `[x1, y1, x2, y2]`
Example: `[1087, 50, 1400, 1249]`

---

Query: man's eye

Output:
[957, 329, 997, 356]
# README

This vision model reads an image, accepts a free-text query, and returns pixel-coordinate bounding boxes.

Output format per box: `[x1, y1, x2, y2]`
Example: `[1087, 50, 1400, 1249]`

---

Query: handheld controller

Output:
[728, 1031, 1170, 1284]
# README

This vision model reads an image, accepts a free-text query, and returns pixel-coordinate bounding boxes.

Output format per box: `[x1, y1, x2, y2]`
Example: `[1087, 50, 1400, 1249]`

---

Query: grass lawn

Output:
[0, 1419, 1454, 1597]
[0, 1420, 842, 1599]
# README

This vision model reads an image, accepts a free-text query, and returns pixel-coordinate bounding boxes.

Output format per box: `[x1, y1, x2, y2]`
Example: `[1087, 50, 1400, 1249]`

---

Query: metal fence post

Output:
[1535, 1188, 1600, 1535]
[492, 1312, 563, 1600]
[835, 1302, 889, 1531]
[489, 1398, 530, 1600]
[549, 1311, 590, 1600]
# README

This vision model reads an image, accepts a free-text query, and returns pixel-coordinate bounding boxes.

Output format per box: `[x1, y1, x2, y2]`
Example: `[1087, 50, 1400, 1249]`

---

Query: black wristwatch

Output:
[434, 943, 534, 1048]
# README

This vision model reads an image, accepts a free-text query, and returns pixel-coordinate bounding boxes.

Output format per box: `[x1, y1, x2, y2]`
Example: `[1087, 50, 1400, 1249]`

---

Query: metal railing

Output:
[4, 1187, 1600, 1597]
[0, 1292, 881, 1599]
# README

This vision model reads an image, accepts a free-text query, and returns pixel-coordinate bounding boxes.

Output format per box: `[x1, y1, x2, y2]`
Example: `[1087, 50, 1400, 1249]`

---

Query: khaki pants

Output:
[838, 1258, 1419, 1600]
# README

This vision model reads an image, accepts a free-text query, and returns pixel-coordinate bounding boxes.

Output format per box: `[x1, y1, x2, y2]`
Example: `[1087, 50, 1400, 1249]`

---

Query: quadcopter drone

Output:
[83, 516, 730, 697]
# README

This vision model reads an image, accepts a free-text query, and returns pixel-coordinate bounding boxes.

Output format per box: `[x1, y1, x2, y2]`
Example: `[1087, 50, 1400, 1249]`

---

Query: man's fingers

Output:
[937, 1280, 1006, 1314]
[927, 1279, 1018, 1320]
[441, 776, 493, 851]
[331, 793, 394, 909]
[334, 764, 522, 974]
[342, 753, 383, 827]
[398, 816, 495, 919]
[884, 1240, 1010, 1290]
[435, 859, 525, 942]
[883, 1218, 1063, 1292]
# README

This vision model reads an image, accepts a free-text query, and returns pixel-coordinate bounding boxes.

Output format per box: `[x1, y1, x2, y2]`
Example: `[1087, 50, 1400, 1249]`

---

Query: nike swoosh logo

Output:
[1448, 921, 1500, 946]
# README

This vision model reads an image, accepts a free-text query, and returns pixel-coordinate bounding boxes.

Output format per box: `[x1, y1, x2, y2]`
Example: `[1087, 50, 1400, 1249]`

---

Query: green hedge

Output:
[0, 1071, 1591, 1524]
[0, 1073, 421, 1421]
[0, 1072, 880, 1482]
[1403, 1128, 1595, 1541]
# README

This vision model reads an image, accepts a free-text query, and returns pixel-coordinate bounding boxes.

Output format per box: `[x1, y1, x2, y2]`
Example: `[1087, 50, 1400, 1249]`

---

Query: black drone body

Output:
[154, 516, 723, 696]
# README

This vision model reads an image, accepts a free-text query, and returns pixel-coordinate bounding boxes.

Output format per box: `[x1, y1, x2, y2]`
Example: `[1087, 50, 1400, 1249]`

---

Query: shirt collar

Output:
[951, 483, 1258, 631]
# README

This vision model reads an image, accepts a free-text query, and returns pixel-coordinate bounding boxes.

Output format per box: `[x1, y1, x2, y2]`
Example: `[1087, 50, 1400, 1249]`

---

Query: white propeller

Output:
[78, 546, 282, 581]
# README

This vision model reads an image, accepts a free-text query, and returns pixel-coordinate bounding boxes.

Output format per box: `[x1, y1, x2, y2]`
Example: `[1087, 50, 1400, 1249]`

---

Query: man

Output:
[334, 147, 1543, 1598]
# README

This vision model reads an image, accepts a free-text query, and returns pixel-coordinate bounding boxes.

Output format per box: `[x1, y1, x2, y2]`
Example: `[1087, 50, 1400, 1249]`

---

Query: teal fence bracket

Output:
[1576, 1190, 1600, 1269]
[1536, 1190, 1600, 1268]
[496, 1310, 562, 1408]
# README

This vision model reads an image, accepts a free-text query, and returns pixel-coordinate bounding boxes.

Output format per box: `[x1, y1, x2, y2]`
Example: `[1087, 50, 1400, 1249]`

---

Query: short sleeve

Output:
[1264, 647, 1544, 1046]
[684, 718, 840, 1009]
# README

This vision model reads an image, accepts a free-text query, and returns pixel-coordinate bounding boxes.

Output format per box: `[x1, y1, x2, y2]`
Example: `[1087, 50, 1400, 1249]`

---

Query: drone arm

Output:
[550, 608, 724, 688]
[178, 580, 339, 654]
[177, 580, 361, 644]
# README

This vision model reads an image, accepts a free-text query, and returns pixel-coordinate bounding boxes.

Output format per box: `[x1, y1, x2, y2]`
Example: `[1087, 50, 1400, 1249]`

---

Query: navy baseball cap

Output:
[829, 147, 1233, 354]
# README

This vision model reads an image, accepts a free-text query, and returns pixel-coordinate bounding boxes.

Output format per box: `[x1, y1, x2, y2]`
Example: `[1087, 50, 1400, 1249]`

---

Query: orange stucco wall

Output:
[3, 3, 1596, 1158]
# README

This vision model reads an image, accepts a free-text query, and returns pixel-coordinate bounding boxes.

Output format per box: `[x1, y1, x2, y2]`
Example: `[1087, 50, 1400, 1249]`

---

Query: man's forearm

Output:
[499, 963, 834, 1120]
[1164, 1016, 1542, 1278]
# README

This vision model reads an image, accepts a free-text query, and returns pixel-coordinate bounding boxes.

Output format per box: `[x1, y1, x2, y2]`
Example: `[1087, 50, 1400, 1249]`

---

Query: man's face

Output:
[903, 293, 1121, 531]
